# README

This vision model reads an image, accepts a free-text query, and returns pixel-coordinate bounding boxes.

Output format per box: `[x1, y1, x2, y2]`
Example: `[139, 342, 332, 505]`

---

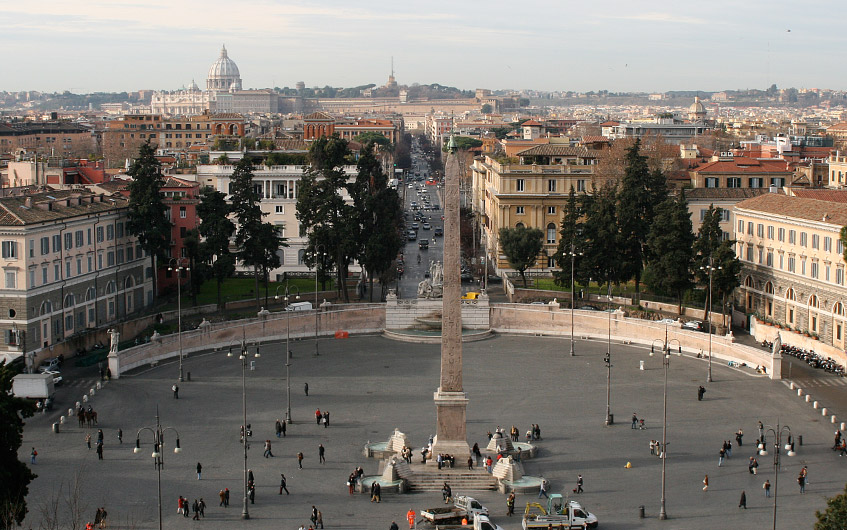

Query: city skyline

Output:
[1, 0, 844, 94]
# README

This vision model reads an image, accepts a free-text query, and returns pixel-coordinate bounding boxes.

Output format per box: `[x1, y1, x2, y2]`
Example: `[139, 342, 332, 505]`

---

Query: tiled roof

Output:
[693, 158, 792, 174]
[581, 136, 610, 143]
[826, 122, 847, 131]
[735, 193, 847, 226]
[684, 188, 773, 200]
[163, 176, 198, 188]
[0, 190, 128, 226]
[788, 188, 847, 203]
[516, 145, 595, 157]
[599, 121, 619, 127]
[522, 120, 543, 127]
[304, 112, 333, 121]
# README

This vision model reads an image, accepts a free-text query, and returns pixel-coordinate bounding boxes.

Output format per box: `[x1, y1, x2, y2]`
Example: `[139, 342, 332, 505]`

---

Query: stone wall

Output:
[384, 293, 490, 330]
[751, 316, 847, 369]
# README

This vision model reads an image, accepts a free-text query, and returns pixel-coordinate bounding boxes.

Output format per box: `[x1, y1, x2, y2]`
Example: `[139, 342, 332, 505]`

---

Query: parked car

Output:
[683, 320, 704, 332]
[42, 370, 63, 386]
[578, 305, 599, 311]
[38, 358, 61, 373]
[656, 318, 677, 325]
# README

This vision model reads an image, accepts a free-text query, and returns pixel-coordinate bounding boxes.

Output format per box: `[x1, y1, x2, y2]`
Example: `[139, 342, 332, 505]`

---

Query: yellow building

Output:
[471, 145, 600, 275]
[734, 193, 847, 349]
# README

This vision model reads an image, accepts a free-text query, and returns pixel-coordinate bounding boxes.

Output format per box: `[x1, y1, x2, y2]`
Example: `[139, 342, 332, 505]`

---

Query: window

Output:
[42, 266, 47, 284]
[106, 225, 114, 241]
[98, 253, 103, 269]
[800, 232, 807, 247]
[54, 263, 60, 280]
[788, 255, 795, 272]
[747, 222, 754, 235]
[789, 230, 796, 244]
[1, 241, 17, 259]
[758, 248, 763, 264]
[767, 226, 774, 239]
[516, 206, 525, 215]
[811, 261, 819, 279]
[812, 234, 820, 249]
[87, 256, 92, 272]
[825, 237, 832, 252]
[839, 239, 845, 255]
[4, 271, 15, 289]
[778, 228, 785, 242]
[117, 248, 124, 264]
[116, 223, 124, 238]
[746, 245, 753, 261]
[275, 205, 284, 214]
[107, 251, 115, 267]
[28, 240, 34, 258]
[705, 177, 719, 188]
[51, 234, 60, 252]
[837, 268, 845, 285]
[40, 237, 49, 255]
[826, 265, 831, 282]
[720, 209, 730, 221]
[65, 314, 73, 331]
[179, 226, 187, 238]
[65, 261, 71, 278]
[757, 224, 764, 238]
[779, 253, 784, 269]
[737, 220, 744, 234]
[547, 180, 556, 192]
[516, 179, 525, 192]
[29, 269, 35, 287]
[750, 177, 763, 188]
[727, 177, 741, 188]
[96, 226, 104, 243]
[766, 251, 773, 267]
[64, 233, 72, 250]
[76, 258, 81, 275]
[546, 223, 556, 244]
[547, 206, 556, 215]
[87, 228, 92, 245]
[801, 259, 806, 275]
[700, 209, 708, 221]
[771, 177, 785, 187]
[576, 180, 586, 192]
[127, 246, 134, 262]
[179, 206, 186, 219]
[75, 230, 84, 247]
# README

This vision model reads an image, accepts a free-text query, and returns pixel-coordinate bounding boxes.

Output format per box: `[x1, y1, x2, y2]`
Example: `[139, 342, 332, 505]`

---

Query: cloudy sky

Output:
[1, 0, 843, 93]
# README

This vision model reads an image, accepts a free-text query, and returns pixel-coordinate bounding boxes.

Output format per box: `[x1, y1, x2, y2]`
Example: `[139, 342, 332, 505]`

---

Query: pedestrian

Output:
[311, 506, 318, 526]
[219, 489, 225, 507]
[798, 471, 806, 494]
[316, 510, 324, 529]
[298, 451, 304, 469]
[97, 429, 104, 444]
[192, 499, 200, 520]
[315, 409, 322, 425]
[117, 429, 122, 444]
[98, 507, 107, 528]
[538, 477, 549, 498]
[248, 469, 254, 484]
[264, 440, 274, 458]
[486, 430, 492, 441]
[172, 384, 179, 399]
[576, 474, 584, 494]
[764, 479, 771, 497]
[323, 411, 329, 427]
[650, 439, 655, 455]
[739, 490, 747, 509]
[534, 423, 542, 440]
[94, 508, 102, 527]
[407, 508, 416, 530]
[632, 413, 638, 429]
[390, 521, 399, 530]
[485, 456, 493, 473]
[85, 433, 91, 450]
[183, 496, 189, 517]
[319, 444, 326, 464]
[196, 462, 202, 480]
[224, 488, 230, 507]
[467, 456, 474, 470]
[726, 440, 732, 457]
[719, 446, 725, 466]
[702, 474, 709, 491]
[758, 420, 764, 440]
[281, 418, 287, 437]
[736, 428, 743, 446]
[249, 483, 255, 504]
[506, 492, 515, 516]
[275, 419, 282, 438]
[177, 496, 184, 515]
[198, 498, 205, 517]
[304, 382, 309, 396]
[30, 447, 37, 464]
[472, 443, 482, 465]
[748, 457, 756, 474]
[698, 385, 706, 401]
[96, 442, 103, 460]
[371, 482, 381, 503]
[442, 482, 452, 504]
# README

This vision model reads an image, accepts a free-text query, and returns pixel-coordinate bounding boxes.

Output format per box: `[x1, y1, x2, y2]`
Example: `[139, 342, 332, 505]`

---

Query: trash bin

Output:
[639, 505, 645, 518]
[798, 435, 803, 446]
[608, 414, 614, 425]
[187, 372, 191, 381]
[52, 422, 59, 434]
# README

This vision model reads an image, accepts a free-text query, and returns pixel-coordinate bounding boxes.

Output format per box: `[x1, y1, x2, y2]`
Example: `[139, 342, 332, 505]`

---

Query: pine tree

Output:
[553, 186, 584, 289]
[815, 483, 847, 530]
[125, 141, 171, 299]
[581, 182, 622, 290]
[693, 204, 740, 328]
[196, 187, 236, 310]
[645, 195, 694, 313]
[0, 362, 36, 528]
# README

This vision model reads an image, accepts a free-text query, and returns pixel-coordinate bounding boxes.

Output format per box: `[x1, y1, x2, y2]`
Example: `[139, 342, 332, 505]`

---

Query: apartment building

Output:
[690, 156, 793, 189]
[0, 121, 94, 158]
[471, 145, 600, 275]
[0, 190, 153, 358]
[734, 193, 847, 349]
[159, 177, 200, 294]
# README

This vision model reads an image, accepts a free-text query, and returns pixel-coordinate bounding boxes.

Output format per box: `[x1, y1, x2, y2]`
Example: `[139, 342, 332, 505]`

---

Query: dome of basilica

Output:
[207, 45, 242, 93]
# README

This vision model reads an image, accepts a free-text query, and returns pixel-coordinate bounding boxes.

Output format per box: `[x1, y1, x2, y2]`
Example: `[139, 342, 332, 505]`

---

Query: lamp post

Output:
[313, 245, 326, 357]
[275, 283, 300, 422]
[700, 256, 721, 383]
[651, 326, 682, 521]
[228, 341, 259, 519]
[605, 282, 613, 425]
[168, 258, 190, 382]
[758, 421, 794, 530]
[134, 406, 182, 530]
[568, 242, 583, 356]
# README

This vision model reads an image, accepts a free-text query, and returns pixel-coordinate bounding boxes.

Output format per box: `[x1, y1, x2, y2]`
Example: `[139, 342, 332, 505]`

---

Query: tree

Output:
[645, 195, 695, 313]
[125, 141, 171, 300]
[182, 228, 206, 306]
[255, 222, 284, 306]
[297, 135, 359, 302]
[448, 137, 483, 151]
[580, 182, 622, 289]
[0, 362, 36, 529]
[693, 204, 740, 327]
[499, 225, 544, 287]
[711, 239, 742, 327]
[353, 132, 391, 147]
[196, 187, 236, 310]
[481, 103, 493, 114]
[617, 139, 657, 301]
[553, 186, 585, 289]
[816, 483, 847, 530]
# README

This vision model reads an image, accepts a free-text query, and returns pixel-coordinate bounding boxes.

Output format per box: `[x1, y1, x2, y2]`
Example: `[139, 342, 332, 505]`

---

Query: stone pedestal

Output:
[431, 390, 470, 458]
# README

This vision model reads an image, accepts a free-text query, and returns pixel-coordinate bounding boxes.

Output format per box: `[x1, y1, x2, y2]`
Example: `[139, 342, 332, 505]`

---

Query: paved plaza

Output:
[21, 333, 846, 529]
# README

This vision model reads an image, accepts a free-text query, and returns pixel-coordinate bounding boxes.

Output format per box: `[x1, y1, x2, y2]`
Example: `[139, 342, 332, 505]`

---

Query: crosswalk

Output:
[61, 378, 99, 390]
[788, 377, 847, 388]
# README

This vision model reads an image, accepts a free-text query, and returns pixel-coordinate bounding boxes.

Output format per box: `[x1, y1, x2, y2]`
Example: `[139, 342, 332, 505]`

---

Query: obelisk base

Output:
[431, 389, 470, 459]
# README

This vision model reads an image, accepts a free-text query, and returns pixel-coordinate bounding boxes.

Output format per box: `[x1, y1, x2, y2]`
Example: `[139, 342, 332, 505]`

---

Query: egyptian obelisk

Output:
[430, 136, 470, 459]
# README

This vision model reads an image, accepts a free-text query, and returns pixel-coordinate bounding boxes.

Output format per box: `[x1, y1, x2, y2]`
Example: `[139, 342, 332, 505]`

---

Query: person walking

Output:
[538, 477, 549, 498]
[172, 384, 179, 399]
[702, 474, 709, 491]
[224, 488, 230, 507]
[96, 442, 103, 460]
[310, 506, 318, 527]
[192, 499, 200, 520]
[631, 413, 638, 429]
[98, 507, 107, 528]
[323, 411, 329, 427]
[85, 433, 91, 450]
[467, 456, 474, 470]
[30, 447, 37, 464]
[304, 382, 309, 396]
[281, 418, 287, 437]
[248, 483, 255, 504]
[297, 451, 304, 469]
[264, 440, 274, 458]
[726, 440, 732, 457]
[371, 482, 381, 503]
[348, 473, 357, 494]
[736, 428, 743, 446]
[698, 386, 706, 401]
[198, 499, 205, 518]
[319, 444, 326, 464]
[390, 521, 399, 530]
[719, 446, 725, 466]
[798, 471, 806, 494]
[506, 492, 515, 516]
[196, 462, 202, 480]
[316, 510, 324, 529]
[219, 490, 226, 507]
[279, 473, 289, 495]
[406, 509, 416, 530]
[764, 479, 771, 498]
[576, 474, 584, 494]
[739, 490, 747, 509]
[315, 409, 322, 425]
[275, 419, 282, 438]
[117, 429, 122, 444]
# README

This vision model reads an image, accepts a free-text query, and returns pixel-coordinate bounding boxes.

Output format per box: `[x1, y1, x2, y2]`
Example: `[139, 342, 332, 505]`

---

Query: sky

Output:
[1, 0, 845, 94]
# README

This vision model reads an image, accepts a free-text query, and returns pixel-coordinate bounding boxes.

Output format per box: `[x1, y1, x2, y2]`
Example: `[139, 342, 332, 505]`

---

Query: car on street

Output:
[42, 370, 63, 386]
[422, 222, 431, 230]
[683, 320, 704, 332]
[419, 239, 429, 249]
[412, 222, 419, 229]
[578, 305, 600, 311]
[656, 318, 677, 325]
[38, 358, 61, 373]
[434, 227, 443, 236]
[407, 231, 417, 241]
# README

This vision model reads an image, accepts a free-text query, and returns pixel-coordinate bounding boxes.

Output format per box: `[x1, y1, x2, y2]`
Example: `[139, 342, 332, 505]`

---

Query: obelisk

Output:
[430, 136, 470, 459]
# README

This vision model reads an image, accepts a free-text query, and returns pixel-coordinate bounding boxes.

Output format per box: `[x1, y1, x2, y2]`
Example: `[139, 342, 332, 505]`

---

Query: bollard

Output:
[89, 388, 95, 396]
[832, 416, 837, 424]
[813, 401, 819, 409]
[639, 505, 645, 518]
[52, 422, 59, 434]
[59, 416, 65, 424]
[789, 382, 795, 390]
[805, 395, 811, 403]
[75, 401, 81, 410]
[822, 408, 827, 416]
[797, 389, 803, 397]
[798, 435, 803, 446]
[82, 395, 88, 403]
[639, 360, 645, 371]
[841, 422, 846, 431]
[96, 382, 101, 390]
[187, 372, 191, 382]
[68, 408, 74, 416]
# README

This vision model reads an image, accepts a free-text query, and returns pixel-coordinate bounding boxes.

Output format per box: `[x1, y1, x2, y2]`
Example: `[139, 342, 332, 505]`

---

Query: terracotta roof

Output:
[788, 188, 847, 203]
[684, 188, 773, 200]
[162, 176, 198, 188]
[735, 193, 847, 226]
[522, 120, 543, 127]
[273, 139, 309, 151]
[516, 144, 595, 158]
[599, 121, 620, 127]
[0, 190, 128, 226]
[693, 158, 792, 174]
[581, 136, 610, 143]
[304, 112, 333, 121]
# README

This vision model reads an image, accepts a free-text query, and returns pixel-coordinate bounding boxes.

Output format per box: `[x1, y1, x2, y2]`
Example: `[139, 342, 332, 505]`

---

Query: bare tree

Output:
[34, 468, 88, 530]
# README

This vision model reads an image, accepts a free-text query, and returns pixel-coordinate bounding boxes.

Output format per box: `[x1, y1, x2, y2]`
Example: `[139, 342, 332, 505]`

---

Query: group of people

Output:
[435, 453, 456, 469]
[177, 496, 205, 520]
[718, 439, 734, 466]
[347, 466, 365, 494]
[833, 430, 847, 456]
[84, 428, 107, 460]
[499, 424, 542, 443]
[649, 439, 664, 457]
[314, 409, 330, 427]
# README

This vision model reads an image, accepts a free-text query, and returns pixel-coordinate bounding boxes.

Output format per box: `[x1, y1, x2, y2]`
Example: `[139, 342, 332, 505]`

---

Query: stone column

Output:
[431, 146, 470, 459]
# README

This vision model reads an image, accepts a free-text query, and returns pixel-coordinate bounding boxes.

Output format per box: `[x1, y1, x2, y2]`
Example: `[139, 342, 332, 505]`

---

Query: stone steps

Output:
[394, 460, 498, 492]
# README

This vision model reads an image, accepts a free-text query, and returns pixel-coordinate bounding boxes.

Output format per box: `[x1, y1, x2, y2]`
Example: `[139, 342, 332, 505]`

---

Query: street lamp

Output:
[568, 242, 583, 356]
[134, 406, 182, 530]
[313, 245, 326, 357]
[275, 283, 300, 422]
[758, 421, 794, 530]
[228, 341, 259, 519]
[168, 258, 190, 382]
[700, 256, 722, 383]
[605, 282, 613, 426]
[651, 326, 681, 521]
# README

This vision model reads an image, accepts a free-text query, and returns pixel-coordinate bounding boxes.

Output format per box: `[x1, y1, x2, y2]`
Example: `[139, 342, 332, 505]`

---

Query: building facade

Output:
[158, 177, 200, 294]
[0, 190, 153, 360]
[734, 193, 847, 350]
[0, 122, 94, 158]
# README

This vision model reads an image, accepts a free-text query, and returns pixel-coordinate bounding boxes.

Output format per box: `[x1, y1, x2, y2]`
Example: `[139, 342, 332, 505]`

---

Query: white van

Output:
[285, 301, 313, 312]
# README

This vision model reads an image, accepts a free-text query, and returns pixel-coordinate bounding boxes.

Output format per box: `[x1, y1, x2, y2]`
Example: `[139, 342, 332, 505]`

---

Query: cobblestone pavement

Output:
[21, 334, 846, 529]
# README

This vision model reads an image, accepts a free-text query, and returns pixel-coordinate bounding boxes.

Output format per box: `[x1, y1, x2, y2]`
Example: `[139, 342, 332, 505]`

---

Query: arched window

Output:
[297, 249, 306, 266]
[785, 288, 796, 301]
[64, 293, 75, 308]
[764, 282, 774, 294]
[764, 282, 775, 317]
[85, 287, 96, 302]
[744, 276, 754, 288]
[105, 281, 116, 295]
[40, 300, 53, 316]
[833, 302, 846, 348]
[124, 275, 135, 289]
[546, 223, 556, 244]
[809, 294, 818, 308]
[785, 287, 797, 326]
[516, 222, 525, 229]
[808, 294, 820, 333]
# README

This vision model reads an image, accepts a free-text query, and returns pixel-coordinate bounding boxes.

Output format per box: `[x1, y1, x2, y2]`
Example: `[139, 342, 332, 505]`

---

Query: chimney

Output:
[24, 197, 32, 208]
[769, 185, 778, 193]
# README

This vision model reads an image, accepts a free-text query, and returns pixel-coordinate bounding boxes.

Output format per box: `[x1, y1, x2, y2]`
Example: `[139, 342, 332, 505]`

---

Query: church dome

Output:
[207, 45, 242, 93]
[689, 96, 706, 115]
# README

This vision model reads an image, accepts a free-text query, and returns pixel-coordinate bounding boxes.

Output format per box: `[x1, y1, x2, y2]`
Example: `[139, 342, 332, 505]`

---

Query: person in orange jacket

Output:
[406, 508, 416, 529]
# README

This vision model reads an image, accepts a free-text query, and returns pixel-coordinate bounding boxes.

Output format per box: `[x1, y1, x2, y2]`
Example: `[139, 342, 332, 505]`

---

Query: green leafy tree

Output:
[353, 132, 391, 147]
[580, 182, 622, 289]
[816, 483, 847, 530]
[0, 362, 36, 528]
[196, 187, 236, 310]
[553, 187, 585, 289]
[125, 141, 171, 299]
[499, 225, 544, 287]
[645, 195, 695, 313]
[693, 204, 741, 327]
[481, 103, 493, 114]
[182, 228, 207, 306]
[255, 222, 284, 306]
[840, 225, 847, 264]
[711, 239, 742, 327]
[297, 135, 359, 302]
